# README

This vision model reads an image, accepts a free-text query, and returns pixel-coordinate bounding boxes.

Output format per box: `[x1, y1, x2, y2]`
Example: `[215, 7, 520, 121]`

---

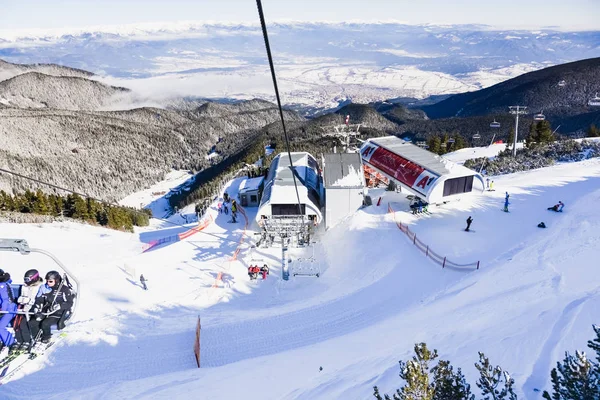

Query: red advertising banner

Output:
[361, 142, 439, 196]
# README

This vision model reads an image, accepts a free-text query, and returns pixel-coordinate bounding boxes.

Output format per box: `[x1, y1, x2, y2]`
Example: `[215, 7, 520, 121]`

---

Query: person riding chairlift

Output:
[30, 271, 74, 344]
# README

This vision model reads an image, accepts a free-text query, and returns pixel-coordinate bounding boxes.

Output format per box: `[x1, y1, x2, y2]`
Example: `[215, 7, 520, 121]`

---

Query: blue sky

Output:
[1, 0, 599, 31]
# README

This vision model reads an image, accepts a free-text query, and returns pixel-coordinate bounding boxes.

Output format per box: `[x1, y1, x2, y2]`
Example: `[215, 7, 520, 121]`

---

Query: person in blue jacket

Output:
[0, 269, 17, 349]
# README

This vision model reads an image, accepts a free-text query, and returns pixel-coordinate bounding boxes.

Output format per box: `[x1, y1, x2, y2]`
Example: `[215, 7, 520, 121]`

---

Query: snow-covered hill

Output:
[0, 58, 92, 83]
[1, 152, 600, 399]
[0, 72, 129, 110]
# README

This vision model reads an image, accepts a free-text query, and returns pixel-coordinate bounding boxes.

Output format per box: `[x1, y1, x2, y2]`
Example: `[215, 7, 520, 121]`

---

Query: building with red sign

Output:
[360, 136, 484, 204]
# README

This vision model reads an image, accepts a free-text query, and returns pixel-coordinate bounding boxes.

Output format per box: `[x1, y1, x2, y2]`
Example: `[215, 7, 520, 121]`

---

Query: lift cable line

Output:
[0, 167, 245, 247]
[255, 0, 304, 218]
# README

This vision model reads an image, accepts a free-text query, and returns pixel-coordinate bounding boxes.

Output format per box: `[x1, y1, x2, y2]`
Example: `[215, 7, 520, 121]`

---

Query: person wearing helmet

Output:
[13, 269, 49, 350]
[30, 271, 74, 344]
[0, 269, 17, 351]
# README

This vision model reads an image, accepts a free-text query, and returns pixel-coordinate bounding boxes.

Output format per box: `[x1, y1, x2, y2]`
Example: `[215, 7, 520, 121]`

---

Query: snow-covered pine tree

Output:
[432, 360, 475, 400]
[373, 385, 400, 400]
[587, 324, 600, 372]
[542, 350, 599, 400]
[474, 352, 518, 400]
[396, 343, 437, 400]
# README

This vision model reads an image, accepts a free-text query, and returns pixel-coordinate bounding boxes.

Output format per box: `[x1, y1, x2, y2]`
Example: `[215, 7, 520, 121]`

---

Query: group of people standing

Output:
[247, 264, 269, 280]
[0, 268, 73, 353]
[218, 192, 239, 223]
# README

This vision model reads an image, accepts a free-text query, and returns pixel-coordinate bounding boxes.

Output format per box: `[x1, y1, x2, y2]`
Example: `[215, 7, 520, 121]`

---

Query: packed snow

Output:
[1, 152, 600, 399]
[330, 165, 364, 187]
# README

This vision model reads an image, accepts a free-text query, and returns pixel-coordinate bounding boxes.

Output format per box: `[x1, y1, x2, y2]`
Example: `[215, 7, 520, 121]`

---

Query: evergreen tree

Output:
[0, 190, 15, 211]
[542, 351, 597, 400]
[587, 124, 600, 138]
[441, 133, 451, 155]
[427, 136, 442, 155]
[452, 134, 468, 151]
[48, 194, 64, 217]
[432, 360, 475, 400]
[475, 352, 518, 400]
[506, 127, 515, 150]
[397, 343, 437, 400]
[65, 193, 89, 219]
[373, 386, 394, 400]
[32, 189, 49, 215]
[535, 121, 555, 145]
[526, 123, 537, 149]
[587, 324, 600, 372]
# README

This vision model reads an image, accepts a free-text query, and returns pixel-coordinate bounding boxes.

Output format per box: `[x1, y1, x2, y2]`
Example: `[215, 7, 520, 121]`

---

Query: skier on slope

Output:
[465, 216, 473, 232]
[30, 271, 74, 344]
[139, 274, 148, 290]
[13, 269, 50, 350]
[0, 269, 17, 351]
[504, 192, 510, 212]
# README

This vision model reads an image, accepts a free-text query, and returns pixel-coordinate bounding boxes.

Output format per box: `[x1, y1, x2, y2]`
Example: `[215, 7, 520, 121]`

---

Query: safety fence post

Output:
[413, 234, 416, 244]
[426, 246, 429, 257]
[442, 257, 446, 268]
[194, 316, 201, 368]
[477, 261, 480, 270]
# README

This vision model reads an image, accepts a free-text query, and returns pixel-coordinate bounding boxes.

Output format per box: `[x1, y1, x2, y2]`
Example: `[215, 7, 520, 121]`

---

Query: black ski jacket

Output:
[34, 284, 74, 317]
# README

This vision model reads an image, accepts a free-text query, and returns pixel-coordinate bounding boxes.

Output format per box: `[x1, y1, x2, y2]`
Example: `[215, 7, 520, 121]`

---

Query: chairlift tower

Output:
[509, 106, 528, 157]
[323, 124, 362, 153]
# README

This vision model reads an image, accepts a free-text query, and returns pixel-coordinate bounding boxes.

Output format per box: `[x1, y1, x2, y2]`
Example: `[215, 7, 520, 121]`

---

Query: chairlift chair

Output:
[558, 80, 566, 87]
[589, 93, 600, 107]
[447, 138, 455, 144]
[489, 119, 501, 129]
[533, 111, 545, 121]
[0, 238, 80, 322]
[472, 133, 481, 140]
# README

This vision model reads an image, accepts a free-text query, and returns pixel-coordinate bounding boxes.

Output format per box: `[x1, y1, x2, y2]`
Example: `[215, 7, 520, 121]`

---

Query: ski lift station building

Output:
[238, 176, 264, 207]
[322, 153, 365, 230]
[256, 152, 323, 224]
[360, 136, 485, 203]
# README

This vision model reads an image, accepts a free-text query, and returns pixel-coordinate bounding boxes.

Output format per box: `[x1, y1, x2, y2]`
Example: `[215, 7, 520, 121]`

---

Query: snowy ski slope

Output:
[0, 154, 599, 399]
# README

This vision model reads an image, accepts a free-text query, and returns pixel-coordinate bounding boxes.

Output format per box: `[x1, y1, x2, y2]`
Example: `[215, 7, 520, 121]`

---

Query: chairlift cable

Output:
[255, 0, 305, 219]
[0, 167, 244, 246]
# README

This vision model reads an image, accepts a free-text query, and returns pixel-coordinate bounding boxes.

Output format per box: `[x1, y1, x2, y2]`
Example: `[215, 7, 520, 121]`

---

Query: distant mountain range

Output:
[1, 23, 599, 112]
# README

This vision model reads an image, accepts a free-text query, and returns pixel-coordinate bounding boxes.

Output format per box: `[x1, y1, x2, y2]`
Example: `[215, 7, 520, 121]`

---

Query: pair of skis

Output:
[0, 333, 66, 385]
